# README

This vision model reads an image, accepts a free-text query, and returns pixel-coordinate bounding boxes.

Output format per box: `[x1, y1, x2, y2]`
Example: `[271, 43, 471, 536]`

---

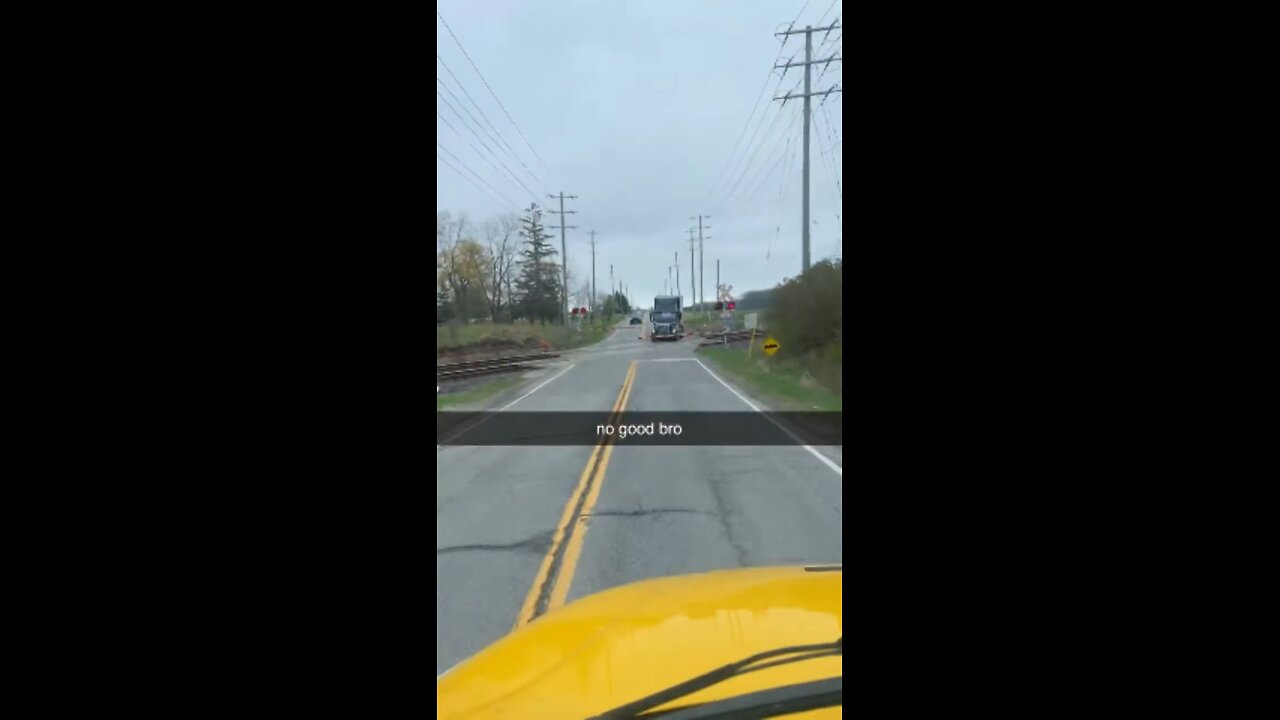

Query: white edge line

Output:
[695, 359, 842, 477]
[437, 363, 577, 449]
[497, 363, 576, 411]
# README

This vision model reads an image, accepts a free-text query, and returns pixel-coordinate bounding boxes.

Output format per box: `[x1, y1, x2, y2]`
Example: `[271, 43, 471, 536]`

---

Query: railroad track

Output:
[697, 330, 760, 347]
[436, 352, 561, 381]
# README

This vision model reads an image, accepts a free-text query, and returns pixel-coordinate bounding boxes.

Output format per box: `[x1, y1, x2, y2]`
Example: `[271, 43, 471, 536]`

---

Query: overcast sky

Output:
[437, 0, 842, 308]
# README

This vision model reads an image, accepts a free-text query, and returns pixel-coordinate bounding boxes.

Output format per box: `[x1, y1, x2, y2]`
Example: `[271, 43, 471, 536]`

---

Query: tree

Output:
[437, 212, 495, 322]
[483, 214, 519, 322]
[455, 239, 492, 320]
[437, 272, 452, 324]
[600, 290, 630, 317]
[437, 213, 472, 321]
[513, 203, 562, 324]
[771, 258, 842, 355]
[612, 290, 630, 315]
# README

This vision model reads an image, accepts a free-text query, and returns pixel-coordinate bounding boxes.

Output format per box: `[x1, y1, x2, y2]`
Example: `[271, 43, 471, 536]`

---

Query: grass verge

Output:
[679, 313, 721, 333]
[699, 347, 841, 412]
[436, 375, 524, 410]
[437, 320, 614, 352]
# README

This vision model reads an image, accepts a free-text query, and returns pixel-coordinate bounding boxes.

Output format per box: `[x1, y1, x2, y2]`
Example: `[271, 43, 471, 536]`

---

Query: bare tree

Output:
[500, 215, 518, 319]
[483, 213, 519, 322]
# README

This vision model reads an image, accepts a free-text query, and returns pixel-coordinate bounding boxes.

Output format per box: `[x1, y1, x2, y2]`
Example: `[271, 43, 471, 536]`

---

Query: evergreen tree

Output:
[513, 204, 563, 323]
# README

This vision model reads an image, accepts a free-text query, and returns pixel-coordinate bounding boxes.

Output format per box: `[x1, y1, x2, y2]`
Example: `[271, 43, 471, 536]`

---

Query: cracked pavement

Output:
[436, 322, 843, 675]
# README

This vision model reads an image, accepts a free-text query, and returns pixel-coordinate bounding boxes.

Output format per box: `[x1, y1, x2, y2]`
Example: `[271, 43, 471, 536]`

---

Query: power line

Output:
[437, 54, 545, 194]
[824, 98, 844, 147]
[436, 78, 524, 188]
[704, 64, 781, 205]
[817, 0, 839, 26]
[717, 105, 791, 213]
[713, 63, 803, 211]
[706, 20, 812, 209]
[717, 90, 798, 213]
[438, 10, 550, 172]
[777, 114, 802, 202]
[437, 142, 517, 207]
[812, 108, 842, 231]
[724, 105, 800, 216]
[437, 108, 524, 195]
[436, 88, 539, 202]
[740, 107, 802, 207]
[437, 152, 507, 210]
[820, 101, 843, 189]
[790, 0, 812, 26]
[812, 108, 842, 230]
[737, 130, 799, 216]
[816, 31, 842, 86]
[704, 35, 795, 206]
[729, 106, 803, 215]
[813, 103, 840, 185]
[818, 14, 840, 46]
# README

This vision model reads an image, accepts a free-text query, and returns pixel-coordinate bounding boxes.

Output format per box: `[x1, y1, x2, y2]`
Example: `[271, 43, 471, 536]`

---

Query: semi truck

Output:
[650, 295, 682, 341]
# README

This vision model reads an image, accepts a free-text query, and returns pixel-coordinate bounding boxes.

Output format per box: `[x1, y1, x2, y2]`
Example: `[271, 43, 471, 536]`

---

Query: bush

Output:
[769, 260, 842, 357]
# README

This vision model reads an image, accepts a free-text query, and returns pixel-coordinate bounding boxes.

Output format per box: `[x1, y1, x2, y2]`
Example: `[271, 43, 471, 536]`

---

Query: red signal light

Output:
[727, 302, 736, 310]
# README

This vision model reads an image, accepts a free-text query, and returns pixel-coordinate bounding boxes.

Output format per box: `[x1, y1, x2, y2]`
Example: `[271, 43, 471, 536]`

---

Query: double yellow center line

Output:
[514, 360, 637, 629]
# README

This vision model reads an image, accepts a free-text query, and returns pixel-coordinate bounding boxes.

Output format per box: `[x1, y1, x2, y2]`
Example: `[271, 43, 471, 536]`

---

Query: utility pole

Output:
[775, 22, 841, 274]
[589, 230, 596, 314]
[675, 252, 680, 299]
[693, 215, 711, 316]
[688, 228, 697, 307]
[547, 192, 579, 324]
[716, 259, 720, 305]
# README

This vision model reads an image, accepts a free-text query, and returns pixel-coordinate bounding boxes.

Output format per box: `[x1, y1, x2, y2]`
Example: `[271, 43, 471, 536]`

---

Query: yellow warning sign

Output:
[762, 337, 780, 357]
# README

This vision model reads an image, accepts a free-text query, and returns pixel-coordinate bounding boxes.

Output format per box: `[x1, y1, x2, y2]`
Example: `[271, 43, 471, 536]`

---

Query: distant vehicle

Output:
[629, 316, 642, 325]
[650, 295, 682, 341]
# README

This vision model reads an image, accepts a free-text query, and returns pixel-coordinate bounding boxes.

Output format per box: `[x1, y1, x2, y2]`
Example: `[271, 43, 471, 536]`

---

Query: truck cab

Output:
[650, 295, 683, 341]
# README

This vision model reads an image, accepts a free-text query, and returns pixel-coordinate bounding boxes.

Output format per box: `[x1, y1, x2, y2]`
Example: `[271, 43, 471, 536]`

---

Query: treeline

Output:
[596, 291, 631, 316]
[438, 205, 632, 325]
[437, 204, 564, 324]
[735, 287, 776, 311]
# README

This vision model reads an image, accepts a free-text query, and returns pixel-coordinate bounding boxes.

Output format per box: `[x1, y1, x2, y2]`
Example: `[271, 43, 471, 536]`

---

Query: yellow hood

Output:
[437, 565, 843, 719]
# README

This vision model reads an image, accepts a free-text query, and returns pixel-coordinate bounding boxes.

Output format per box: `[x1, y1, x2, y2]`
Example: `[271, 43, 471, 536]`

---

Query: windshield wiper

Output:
[589, 638, 841, 720]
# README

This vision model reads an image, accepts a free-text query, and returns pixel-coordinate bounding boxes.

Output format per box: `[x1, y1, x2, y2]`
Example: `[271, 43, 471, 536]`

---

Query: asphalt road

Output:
[436, 318, 843, 675]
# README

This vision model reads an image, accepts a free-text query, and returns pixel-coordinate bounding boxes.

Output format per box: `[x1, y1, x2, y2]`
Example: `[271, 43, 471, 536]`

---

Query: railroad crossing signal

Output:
[762, 337, 780, 357]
